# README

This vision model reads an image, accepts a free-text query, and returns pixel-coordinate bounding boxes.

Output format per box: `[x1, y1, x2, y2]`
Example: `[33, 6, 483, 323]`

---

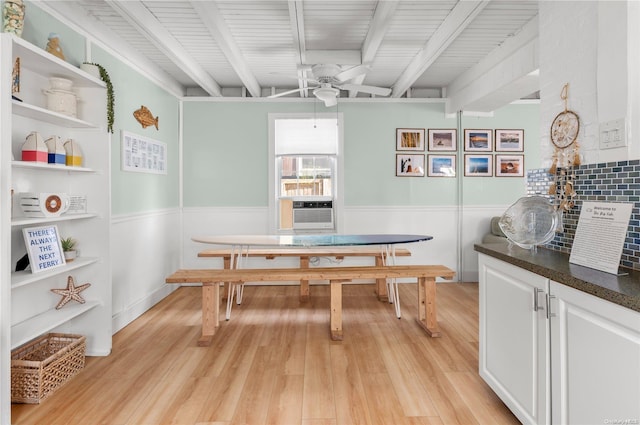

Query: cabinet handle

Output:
[533, 287, 544, 311]
[546, 294, 557, 319]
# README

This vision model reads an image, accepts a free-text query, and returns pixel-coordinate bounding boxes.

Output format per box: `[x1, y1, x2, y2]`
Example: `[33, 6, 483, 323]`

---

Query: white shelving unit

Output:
[1, 34, 112, 420]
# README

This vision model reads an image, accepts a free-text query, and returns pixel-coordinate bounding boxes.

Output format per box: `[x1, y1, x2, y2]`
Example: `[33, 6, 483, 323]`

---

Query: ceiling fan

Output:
[268, 64, 392, 107]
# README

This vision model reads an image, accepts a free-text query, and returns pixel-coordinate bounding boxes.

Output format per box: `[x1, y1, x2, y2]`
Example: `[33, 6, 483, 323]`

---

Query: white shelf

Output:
[11, 257, 99, 289]
[11, 213, 98, 227]
[11, 300, 100, 349]
[12, 100, 98, 128]
[11, 34, 105, 89]
[12, 160, 95, 173]
[2, 32, 111, 420]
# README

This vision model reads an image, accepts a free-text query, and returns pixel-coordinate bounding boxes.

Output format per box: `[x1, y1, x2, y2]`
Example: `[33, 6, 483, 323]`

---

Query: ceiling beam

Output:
[105, 0, 223, 97]
[391, 0, 490, 98]
[190, 1, 261, 98]
[446, 15, 540, 113]
[288, 1, 309, 97]
[349, 0, 398, 97]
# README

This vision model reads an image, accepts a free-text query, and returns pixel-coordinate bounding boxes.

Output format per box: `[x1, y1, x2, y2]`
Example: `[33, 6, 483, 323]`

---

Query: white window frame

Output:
[268, 112, 344, 234]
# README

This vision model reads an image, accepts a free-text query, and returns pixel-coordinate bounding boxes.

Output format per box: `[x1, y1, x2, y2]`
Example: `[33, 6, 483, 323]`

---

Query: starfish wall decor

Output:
[51, 276, 91, 309]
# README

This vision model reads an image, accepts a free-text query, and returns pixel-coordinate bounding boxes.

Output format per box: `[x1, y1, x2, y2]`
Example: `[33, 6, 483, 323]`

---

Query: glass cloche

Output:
[498, 196, 558, 250]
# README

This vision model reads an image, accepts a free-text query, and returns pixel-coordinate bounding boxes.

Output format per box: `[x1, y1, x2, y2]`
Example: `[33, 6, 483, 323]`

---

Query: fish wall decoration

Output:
[133, 105, 159, 130]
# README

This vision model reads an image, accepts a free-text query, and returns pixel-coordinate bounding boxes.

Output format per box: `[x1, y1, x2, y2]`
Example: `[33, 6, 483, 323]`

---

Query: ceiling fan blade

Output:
[334, 64, 370, 82]
[267, 88, 306, 98]
[338, 83, 391, 97]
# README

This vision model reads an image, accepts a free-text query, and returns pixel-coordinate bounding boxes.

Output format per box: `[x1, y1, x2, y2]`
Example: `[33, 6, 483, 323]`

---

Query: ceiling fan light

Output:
[313, 86, 339, 104]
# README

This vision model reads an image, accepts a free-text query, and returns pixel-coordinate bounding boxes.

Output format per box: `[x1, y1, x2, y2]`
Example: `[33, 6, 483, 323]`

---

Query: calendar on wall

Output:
[121, 130, 167, 174]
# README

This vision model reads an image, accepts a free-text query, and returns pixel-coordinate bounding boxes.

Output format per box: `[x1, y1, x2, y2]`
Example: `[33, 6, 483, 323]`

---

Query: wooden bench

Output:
[198, 247, 412, 302]
[166, 264, 455, 345]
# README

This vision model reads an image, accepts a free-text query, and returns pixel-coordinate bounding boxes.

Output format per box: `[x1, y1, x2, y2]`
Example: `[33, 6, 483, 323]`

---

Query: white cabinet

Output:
[1, 34, 111, 421]
[478, 254, 550, 425]
[550, 281, 640, 425]
[479, 253, 640, 425]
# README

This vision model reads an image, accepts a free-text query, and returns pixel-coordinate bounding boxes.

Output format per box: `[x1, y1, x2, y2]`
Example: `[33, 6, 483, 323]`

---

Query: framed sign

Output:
[22, 225, 66, 273]
[121, 130, 167, 174]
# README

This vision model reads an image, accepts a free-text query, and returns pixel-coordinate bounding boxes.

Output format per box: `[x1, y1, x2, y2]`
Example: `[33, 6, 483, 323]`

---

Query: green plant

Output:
[60, 237, 76, 252]
[83, 62, 114, 133]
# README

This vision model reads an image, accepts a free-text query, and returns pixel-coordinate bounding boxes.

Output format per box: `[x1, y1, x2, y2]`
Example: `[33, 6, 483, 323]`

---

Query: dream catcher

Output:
[548, 83, 581, 215]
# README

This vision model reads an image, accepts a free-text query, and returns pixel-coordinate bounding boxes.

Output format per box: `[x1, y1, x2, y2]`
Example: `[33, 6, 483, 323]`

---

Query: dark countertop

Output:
[474, 243, 640, 313]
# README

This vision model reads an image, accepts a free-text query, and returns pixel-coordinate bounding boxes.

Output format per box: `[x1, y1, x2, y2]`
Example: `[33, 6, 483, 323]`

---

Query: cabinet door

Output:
[479, 254, 550, 425]
[550, 281, 640, 425]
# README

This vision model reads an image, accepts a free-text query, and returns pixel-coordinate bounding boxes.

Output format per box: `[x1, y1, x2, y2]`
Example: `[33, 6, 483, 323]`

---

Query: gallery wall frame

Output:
[427, 154, 456, 177]
[396, 128, 425, 151]
[495, 129, 524, 152]
[464, 129, 492, 152]
[396, 154, 425, 177]
[428, 129, 457, 151]
[464, 154, 493, 177]
[495, 154, 525, 177]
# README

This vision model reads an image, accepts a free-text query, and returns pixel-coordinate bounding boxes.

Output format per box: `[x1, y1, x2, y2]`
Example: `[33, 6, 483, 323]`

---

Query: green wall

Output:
[183, 100, 539, 207]
[24, 2, 539, 213]
[22, 3, 84, 67]
[25, 2, 181, 215]
[92, 47, 180, 215]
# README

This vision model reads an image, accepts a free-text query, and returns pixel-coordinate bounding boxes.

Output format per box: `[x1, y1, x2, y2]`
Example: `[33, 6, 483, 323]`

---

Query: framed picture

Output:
[495, 154, 524, 177]
[396, 128, 425, 151]
[464, 154, 493, 177]
[428, 129, 457, 151]
[121, 130, 167, 175]
[495, 129, 524, 151]
[427, 155, 456, 177]
[464, 129, 492, 152]
[396, 154, 425, 177]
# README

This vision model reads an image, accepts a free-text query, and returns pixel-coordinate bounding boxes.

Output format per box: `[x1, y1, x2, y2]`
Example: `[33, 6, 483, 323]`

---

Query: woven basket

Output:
[11, 333, 86, 404]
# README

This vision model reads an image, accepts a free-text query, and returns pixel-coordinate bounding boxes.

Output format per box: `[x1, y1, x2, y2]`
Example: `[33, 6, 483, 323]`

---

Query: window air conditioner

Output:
[292, 198, 334, 230]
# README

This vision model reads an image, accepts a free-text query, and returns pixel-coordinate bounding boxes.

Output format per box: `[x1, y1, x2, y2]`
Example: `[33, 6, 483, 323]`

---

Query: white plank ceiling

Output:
[43, 0, 539, 111]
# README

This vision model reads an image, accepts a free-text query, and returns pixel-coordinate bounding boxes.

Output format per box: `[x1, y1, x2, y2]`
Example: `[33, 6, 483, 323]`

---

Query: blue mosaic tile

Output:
[527, 160, 640, 271]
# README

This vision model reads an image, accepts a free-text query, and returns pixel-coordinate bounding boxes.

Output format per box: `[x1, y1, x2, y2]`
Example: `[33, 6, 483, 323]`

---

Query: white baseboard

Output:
[112, 284, 178, 334]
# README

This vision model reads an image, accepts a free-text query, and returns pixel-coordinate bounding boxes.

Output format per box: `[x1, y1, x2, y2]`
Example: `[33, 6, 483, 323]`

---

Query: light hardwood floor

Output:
[11, 283, 519, 425]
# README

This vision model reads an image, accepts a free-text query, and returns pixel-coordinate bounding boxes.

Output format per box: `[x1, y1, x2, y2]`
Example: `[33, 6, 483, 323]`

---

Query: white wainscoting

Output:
[182, 205, 509, 283]
[111, 209, 182, 333]
[107, 205, 507, 335]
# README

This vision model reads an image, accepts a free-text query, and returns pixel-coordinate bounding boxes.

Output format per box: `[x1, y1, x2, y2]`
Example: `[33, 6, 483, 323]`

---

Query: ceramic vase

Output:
[45, 135, 66, 165]
[64, 139, 83, 167]
[21, 131, 47, 163]
[3, 0, 25, 37]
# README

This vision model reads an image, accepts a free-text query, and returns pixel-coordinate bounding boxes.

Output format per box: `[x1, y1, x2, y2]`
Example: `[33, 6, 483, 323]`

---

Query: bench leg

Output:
[415, 277, 441, 337]
[300, 256, 310, 302]
[222, 257, 231, 301]
[198, 282, 220, 346]
[375, 255, 389, 302]
[330, 280, 345, 340]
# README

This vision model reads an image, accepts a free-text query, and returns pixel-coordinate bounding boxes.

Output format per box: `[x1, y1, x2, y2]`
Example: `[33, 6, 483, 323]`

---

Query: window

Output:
[269, 113, 343, 233]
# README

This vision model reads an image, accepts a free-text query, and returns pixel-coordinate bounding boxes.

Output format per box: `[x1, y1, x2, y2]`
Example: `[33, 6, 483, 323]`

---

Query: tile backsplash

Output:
[527, 160, 640, 271]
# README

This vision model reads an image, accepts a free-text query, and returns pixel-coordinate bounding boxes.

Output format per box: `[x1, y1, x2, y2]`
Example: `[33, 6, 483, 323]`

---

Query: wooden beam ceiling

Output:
[106, 0, 223, 97]
[391, 0, 490, 98]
